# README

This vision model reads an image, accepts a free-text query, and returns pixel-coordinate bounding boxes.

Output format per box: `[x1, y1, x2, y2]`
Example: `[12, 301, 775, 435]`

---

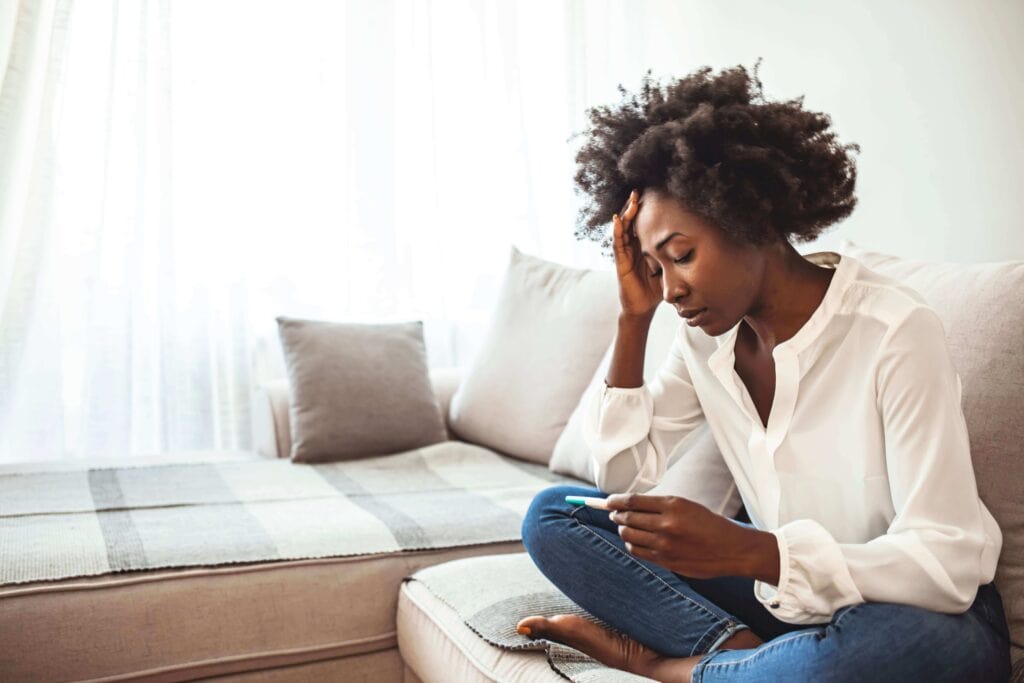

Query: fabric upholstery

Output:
[253, 367, 466, 460]
[0, 497, 528, 681]
[398, 578, 568, 682]
[252, 379, 292, 458]
[836, 238, 1024, 669]
[276, 316, 447, 462]
[447, 246, 619, 464]
[399, 552, 657, 682]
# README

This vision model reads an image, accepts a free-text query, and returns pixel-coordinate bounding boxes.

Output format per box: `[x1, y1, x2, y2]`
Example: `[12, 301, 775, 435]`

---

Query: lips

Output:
[679, 307, 709, 327]
[677, 307, 706, 319]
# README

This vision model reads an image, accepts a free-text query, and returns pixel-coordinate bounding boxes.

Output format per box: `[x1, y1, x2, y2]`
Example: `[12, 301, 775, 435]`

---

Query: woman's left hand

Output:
[605, 493, 758, 579]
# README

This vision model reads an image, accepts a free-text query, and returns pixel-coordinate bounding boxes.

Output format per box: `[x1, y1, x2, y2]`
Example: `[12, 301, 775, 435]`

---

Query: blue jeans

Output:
[521, 485, 1012, 682]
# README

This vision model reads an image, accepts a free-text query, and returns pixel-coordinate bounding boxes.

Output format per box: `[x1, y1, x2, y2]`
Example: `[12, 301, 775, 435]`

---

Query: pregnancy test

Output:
[564, 495, 611, 511]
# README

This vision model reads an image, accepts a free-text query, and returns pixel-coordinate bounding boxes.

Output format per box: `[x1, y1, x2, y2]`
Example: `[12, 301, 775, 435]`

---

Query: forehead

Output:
[634, 192, 710, 251]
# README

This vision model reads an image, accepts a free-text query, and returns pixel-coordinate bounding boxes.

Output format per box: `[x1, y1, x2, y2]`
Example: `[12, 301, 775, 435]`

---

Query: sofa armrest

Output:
[251, 379, 292, 458]
[429, 367, 462, 436]
[251, 367, 464, 459]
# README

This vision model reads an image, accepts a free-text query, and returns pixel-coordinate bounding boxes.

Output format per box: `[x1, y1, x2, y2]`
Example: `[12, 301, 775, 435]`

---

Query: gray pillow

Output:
[275, 316, 447, 463]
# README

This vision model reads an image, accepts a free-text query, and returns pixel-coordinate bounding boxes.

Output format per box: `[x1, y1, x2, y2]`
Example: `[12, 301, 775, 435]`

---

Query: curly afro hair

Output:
[572, 58, 860, 255]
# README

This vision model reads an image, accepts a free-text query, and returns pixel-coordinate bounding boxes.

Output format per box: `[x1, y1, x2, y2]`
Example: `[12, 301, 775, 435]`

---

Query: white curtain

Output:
[0, 0, 677, 463]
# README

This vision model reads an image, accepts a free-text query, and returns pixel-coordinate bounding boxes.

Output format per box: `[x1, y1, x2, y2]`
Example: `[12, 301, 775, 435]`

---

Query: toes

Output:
[517, 615, 623, 665]
[516, 615, 549, 637]
[515, 614, 588, 645]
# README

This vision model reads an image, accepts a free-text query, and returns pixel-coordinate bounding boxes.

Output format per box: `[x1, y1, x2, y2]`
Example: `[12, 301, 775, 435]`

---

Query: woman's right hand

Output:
[612, 189, 662, 318]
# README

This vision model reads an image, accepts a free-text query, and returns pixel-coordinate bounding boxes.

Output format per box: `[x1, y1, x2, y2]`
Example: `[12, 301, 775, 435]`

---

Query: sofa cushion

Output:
[0, 445, 581, 682]
[399, 552, 657, 682]
[276, 316, 446, 462]
[398, 580, 566, 682]
[1, 538, 526, 682]
[447, 246, 619, 464]
[836, 238, 1024, 668]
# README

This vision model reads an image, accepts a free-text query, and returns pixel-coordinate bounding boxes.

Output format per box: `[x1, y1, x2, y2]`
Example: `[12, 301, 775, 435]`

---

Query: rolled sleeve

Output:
[752, 520, 864, 623]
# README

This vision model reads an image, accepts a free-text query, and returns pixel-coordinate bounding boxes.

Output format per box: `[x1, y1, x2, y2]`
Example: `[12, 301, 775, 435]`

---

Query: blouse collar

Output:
[708, 251, 857, 371]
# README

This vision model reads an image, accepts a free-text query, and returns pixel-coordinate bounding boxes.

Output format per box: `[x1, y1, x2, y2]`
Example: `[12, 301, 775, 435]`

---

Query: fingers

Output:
[617, 524, 661, 551]
[619, 189, 639, 240]
[623, 189, 639, 227]
[608, 508, 662, 531]
[604, 492, 666, 512]
[611, 190, 640, 252]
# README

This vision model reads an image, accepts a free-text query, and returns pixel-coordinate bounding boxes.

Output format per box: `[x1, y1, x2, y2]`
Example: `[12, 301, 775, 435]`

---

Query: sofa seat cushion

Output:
[1, 541, 526, 681]
[398, 580, 565, 682]
[1, 441, 582, 585]
[0, 444, 584, 681]
[398, 552, 658, 682]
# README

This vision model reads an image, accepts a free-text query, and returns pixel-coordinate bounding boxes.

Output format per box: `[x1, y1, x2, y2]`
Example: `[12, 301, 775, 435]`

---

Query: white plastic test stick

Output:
[564, 495, 611, 511]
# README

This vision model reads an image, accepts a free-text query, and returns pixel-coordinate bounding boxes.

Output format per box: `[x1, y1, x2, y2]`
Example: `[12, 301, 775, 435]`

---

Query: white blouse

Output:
[582, 252, 1002, 624]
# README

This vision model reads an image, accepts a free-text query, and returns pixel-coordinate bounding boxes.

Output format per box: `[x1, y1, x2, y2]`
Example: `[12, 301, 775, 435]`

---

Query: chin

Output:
[699, 316, 733, 338]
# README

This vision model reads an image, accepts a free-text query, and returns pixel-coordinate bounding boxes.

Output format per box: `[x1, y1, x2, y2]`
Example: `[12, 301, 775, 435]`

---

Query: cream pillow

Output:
[447, 246, 619, 464]
[837, 238, 1024, 669]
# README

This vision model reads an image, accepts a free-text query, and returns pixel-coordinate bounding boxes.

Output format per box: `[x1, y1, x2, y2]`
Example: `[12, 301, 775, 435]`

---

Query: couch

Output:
[260, 240, 1024, 682]
[1, 239, 1020, 682]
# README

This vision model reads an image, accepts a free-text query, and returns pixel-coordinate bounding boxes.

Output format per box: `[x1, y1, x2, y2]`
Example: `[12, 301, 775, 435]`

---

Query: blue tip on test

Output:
[565, 495, 611, 510]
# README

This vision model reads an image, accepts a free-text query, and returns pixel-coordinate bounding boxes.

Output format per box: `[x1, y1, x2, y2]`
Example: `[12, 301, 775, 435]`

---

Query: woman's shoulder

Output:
[839, 255, 939, 334]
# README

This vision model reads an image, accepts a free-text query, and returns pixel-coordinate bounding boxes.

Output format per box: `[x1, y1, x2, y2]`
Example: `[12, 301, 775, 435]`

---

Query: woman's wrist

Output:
[618, 309, 656, 327]
[743, 528, 781, 585]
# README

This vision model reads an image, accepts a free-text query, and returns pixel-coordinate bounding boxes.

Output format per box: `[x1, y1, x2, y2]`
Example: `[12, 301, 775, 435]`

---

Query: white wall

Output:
[565, 0, 1024, 267]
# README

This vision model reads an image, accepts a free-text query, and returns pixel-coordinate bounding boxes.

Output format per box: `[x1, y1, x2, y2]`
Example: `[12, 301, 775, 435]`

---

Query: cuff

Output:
[751, 519, 864, 624]
[602, 380, 648, 395]
[752, 529, 788, 611]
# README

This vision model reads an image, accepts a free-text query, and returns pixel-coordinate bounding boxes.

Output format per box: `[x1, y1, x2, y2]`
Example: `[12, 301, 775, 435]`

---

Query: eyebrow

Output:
[642, 232, 686, 257]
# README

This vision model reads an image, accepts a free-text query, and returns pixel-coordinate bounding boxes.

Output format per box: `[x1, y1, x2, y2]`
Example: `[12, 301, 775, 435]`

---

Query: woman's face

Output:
[632, 188, 767, 336]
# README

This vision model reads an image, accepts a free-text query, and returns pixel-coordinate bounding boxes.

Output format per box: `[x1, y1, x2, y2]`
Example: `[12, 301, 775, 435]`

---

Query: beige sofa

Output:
[1, 241, 1020, 682]
[0, 367, 567, 682]
[257, 242, 1024, 682]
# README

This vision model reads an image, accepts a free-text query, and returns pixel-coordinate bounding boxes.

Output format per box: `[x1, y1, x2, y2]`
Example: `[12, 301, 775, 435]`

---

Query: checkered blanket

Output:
[0, 442, 583, 585]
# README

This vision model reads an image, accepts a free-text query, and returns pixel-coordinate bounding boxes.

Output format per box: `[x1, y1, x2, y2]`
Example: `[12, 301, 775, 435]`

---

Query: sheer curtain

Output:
[0, 0, 678, 463]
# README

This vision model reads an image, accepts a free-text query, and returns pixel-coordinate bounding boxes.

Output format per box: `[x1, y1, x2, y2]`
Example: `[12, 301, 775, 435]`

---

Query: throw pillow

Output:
[836, 238, 1024, 666]
[447, 246, 620, 464]
[276, 316, 447, 463]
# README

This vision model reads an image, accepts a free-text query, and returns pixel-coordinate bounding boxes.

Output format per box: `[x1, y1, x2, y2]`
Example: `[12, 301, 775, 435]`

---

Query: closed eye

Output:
[650, 250, 693, 277]
[674, 250, 694, 264]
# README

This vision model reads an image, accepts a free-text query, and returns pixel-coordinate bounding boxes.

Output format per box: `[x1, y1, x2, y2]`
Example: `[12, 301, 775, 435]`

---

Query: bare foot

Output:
[515, 615, 764, 683]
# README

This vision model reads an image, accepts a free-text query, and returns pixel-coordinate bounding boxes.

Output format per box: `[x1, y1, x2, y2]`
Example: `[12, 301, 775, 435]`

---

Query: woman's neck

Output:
[741, 244, 835, 351]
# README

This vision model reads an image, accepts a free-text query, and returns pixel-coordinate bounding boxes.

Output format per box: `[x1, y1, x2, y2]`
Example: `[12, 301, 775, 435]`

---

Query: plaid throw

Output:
[405, 552, 657, 682]
[0, 442, 583, 585]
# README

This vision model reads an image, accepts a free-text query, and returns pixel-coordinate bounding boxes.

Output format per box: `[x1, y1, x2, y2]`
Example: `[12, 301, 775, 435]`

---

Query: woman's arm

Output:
[605, 311, 657, 388]
[582, 317, 706, 493]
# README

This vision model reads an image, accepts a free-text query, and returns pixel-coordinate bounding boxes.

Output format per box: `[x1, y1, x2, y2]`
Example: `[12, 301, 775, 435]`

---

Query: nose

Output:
[662, 271, 688, 304]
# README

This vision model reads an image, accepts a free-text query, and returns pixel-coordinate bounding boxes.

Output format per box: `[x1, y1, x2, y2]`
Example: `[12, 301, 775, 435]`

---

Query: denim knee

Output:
[521, 484, 594, 558]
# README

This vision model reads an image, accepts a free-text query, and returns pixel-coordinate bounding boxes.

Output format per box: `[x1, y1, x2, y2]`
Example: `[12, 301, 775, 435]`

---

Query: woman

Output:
[516, 61, 1011, 682]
